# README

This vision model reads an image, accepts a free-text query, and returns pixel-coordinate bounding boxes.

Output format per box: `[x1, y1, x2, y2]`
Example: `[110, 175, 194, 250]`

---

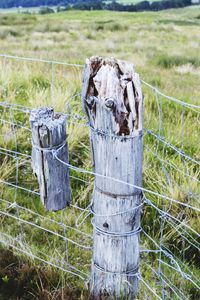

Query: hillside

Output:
[0, 0, 194, 10]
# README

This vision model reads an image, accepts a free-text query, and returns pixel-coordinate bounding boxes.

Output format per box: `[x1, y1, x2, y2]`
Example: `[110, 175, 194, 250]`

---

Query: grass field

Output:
[0, 7, 57, 13]
[0, 6, 200, 300]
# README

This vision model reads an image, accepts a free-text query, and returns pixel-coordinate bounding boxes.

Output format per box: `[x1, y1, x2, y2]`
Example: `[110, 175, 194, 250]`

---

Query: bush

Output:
[39, 7, 55, 14]
[0, 15, 36, 26]
[154, 54, 200, 68]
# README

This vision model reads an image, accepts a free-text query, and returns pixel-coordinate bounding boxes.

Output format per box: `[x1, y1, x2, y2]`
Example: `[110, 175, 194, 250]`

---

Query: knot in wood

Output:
[103, 222, 109, 229]
[86, 96, 96, 108]
[105, 98, 115, 110]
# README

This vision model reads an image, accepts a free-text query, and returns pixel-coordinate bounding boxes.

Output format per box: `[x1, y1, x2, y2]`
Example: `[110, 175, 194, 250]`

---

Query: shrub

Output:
[39, 7, 55, 14]
[154, 54, 200, 68]
[0, 14, 36, 26]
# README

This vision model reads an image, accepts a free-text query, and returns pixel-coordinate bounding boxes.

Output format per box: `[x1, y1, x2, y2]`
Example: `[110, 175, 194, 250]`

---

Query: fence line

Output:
[138, 274, 162, 300]
[0, 118, 31, 131]
[146, 129, 200, 166]
[0, 54, 199, 111]
[0, 54, 83, 68]
[54, 153, 200, 212]
[0, 233, 87, 281]
[1, 139, 199, 213]
[0, 197, 92, 238]
[145, 198, 200, 238]
[142, 80, 200, 111]
[145, 144, 200, 183]
[161, 273, 188, 300]
[0, 209, 92, 250]
[1, 232, 88, 278]
[141, 229, 200, 287]
[0, 147, 31, 158]
[144, 262, 187, 300]
[0, 54, 199, 298]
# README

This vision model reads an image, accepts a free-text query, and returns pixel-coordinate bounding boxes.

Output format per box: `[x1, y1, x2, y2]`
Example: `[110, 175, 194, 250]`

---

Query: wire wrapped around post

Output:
[82, 57, 144, 299]
[30, 108, 71, 211]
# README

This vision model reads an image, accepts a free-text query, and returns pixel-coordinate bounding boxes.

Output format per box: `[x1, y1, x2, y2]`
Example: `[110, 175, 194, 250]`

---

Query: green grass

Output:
[0, 6, 200, 300]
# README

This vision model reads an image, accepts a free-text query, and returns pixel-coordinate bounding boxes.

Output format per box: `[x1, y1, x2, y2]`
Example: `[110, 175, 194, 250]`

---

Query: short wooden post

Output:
[30, 108, 71, 211]
[82, 57, 143, 299]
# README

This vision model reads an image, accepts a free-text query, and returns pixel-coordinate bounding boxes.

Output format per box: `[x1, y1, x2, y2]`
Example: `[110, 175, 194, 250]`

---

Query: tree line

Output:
[72, 0, 192, 11]
[0, 1, 85, 8]
[0, 0, 193, 11]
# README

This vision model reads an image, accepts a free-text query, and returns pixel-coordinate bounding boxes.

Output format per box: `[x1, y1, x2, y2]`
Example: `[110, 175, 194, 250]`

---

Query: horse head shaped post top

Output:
[82, 56, 143, 137]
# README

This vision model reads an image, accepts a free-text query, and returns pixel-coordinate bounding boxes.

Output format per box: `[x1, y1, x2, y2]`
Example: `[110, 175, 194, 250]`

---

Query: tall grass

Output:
[0, 6, 200, 299]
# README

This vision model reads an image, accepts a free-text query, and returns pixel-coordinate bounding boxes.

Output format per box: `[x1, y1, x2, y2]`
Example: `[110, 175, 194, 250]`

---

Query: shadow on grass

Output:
[0, 247, 90, 300]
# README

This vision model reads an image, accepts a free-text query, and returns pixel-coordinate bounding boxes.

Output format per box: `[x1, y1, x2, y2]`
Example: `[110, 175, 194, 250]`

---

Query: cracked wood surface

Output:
[30, 108, 71, 211]
[82, 57, 143, 299]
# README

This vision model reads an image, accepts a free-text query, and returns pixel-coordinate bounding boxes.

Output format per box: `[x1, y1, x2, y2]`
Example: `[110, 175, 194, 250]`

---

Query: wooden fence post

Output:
[30, 107, 71, 211]
[82, 57, 143, 299]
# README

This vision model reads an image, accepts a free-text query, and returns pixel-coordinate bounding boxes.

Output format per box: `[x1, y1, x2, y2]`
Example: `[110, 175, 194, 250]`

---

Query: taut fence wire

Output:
[0, 54, 199, 299]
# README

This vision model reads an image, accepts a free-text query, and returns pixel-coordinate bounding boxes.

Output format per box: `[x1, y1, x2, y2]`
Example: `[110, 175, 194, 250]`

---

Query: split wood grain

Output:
[82, 57, 143, 299]
[30, 108, 71, 211]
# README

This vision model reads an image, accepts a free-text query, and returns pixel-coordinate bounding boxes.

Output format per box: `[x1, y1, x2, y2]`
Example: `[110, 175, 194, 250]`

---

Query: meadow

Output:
[0, 6, 200, 300]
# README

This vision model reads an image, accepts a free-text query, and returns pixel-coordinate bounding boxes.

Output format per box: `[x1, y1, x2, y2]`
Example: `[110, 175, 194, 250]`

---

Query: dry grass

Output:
[0, 6, 199, 299]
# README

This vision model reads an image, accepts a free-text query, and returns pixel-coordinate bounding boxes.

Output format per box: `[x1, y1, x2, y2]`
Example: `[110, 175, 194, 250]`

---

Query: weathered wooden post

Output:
[30, 108, 71, 211]
[82, 57, 143, 299]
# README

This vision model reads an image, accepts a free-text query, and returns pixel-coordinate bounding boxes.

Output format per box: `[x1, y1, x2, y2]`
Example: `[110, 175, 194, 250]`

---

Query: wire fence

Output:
[0, 54, 199, 299]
